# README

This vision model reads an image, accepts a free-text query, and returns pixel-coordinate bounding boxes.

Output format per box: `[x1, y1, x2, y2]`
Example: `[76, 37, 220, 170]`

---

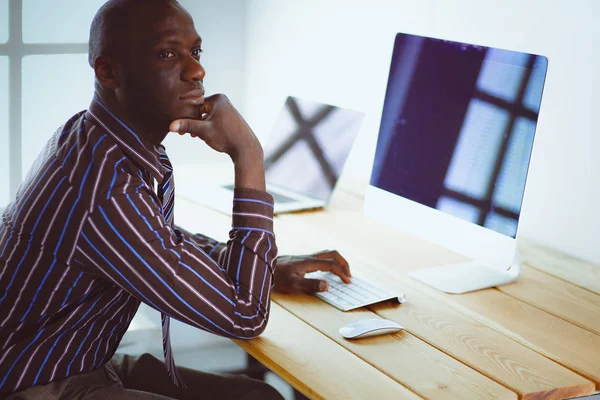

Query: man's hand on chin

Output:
[273, 250, 351, 294]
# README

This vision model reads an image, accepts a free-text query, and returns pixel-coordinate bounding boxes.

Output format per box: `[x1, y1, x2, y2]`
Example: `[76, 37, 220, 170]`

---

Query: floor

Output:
[119, 304, 295, 400]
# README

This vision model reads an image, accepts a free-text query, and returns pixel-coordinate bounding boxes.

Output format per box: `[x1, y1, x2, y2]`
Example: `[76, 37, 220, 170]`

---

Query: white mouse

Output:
[339, 318, 404, 340]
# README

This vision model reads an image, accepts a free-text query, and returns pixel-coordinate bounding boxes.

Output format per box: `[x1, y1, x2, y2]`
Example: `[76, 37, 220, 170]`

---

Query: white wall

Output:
[243, 0, 600, 265]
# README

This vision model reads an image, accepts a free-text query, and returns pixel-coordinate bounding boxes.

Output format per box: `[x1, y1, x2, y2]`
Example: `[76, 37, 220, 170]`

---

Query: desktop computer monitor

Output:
[365, 33, 548, 293]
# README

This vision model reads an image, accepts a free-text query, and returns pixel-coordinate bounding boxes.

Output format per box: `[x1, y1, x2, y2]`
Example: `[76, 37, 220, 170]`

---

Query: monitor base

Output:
[407, 255, 521, 294]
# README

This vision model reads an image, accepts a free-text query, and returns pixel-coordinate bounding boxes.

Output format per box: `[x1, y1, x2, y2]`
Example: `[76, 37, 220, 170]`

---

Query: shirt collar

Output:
[86, 95, 166, 182]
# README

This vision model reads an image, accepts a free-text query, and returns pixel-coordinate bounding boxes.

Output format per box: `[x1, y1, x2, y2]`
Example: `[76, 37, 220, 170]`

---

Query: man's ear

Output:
[94, 56, 120, 90]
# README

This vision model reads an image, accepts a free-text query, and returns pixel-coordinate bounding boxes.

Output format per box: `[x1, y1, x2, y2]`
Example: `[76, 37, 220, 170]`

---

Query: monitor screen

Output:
[370, 33, 548, 238]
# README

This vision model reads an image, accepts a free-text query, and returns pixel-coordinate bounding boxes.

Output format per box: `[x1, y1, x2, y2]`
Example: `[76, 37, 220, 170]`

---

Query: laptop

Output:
[191, 96, 364, 214]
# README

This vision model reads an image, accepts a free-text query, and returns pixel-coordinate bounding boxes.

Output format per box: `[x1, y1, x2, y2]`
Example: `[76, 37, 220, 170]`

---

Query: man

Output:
[0, 0, 351, 398]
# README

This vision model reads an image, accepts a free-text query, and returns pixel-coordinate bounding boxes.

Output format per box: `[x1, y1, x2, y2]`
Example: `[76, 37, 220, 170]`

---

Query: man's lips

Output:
[179, 89, 205, 105]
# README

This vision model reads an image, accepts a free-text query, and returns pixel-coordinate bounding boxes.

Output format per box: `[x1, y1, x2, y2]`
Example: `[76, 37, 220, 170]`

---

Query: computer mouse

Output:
[339, 318, 404, 340]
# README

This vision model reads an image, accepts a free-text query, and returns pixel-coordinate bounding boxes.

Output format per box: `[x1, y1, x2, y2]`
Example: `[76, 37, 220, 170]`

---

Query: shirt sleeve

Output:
[174, 225, 227, 265]
[75, 185, 277, 339]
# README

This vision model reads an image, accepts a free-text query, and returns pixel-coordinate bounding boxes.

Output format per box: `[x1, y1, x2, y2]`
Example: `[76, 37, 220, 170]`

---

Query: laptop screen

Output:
[370, 33, 548, 238]
[263, 96, 364, 201]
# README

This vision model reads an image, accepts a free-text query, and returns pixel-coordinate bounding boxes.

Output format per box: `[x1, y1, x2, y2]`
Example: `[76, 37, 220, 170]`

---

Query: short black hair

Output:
[88, 0, 179, 68]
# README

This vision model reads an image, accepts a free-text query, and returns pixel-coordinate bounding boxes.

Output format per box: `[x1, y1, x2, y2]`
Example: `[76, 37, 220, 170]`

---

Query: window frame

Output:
[0, 0, 88, 200]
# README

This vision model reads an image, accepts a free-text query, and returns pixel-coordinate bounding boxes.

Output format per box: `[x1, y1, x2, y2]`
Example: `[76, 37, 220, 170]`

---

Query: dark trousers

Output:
[6, 353, 284, 400]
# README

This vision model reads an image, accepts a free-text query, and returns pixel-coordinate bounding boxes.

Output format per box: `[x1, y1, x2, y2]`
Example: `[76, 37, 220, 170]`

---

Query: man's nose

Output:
[183, 57, 206, 82]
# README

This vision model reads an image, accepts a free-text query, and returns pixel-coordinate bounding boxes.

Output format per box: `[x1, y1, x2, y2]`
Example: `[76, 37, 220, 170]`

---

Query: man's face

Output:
[116, 3, 205, 128]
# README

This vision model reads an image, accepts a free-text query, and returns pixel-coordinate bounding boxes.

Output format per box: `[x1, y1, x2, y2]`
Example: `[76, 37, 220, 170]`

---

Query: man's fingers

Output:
[169, 118, 210, 135]
[311, 250, 352, 279]
[198, 102, 208, 116]
[302, 257, 351, 284]
[297, 278, 328, 294]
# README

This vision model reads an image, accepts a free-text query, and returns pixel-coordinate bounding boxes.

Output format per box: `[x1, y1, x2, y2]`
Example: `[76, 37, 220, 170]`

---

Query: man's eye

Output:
[191, 48, 203, 58]
[159, 51, 175, 59]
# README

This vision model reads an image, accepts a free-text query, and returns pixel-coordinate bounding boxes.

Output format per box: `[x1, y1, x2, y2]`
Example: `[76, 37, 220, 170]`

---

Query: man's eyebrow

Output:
[155, 35, 202, 46]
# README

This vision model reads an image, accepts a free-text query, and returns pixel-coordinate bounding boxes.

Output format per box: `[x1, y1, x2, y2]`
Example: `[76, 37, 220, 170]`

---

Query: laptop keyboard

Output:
[269, 191, 297, 204]
[305, 271, 407, 312]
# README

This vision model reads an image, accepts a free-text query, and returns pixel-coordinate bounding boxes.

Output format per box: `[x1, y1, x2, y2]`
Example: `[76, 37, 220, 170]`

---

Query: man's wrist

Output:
[231, 141, 263, 165]
[233, 146, 266, 191]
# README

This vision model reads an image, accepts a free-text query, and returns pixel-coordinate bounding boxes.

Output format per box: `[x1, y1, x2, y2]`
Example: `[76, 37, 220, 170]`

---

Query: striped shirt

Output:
[0, 96, 278, 395]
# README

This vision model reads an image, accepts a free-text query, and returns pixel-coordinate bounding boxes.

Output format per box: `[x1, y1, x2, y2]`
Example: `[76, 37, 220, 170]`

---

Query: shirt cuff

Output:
[232, 188, 275, 233]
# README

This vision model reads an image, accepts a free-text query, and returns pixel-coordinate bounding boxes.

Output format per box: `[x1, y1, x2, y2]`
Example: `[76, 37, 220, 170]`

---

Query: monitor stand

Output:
[407, 252, 521, 294]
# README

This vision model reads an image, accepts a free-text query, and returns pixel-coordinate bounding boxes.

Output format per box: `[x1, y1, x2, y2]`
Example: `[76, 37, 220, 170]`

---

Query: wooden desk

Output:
[175, 174, 600, 400]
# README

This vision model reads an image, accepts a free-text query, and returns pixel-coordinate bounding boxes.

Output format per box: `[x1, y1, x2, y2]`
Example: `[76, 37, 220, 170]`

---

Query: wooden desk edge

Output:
[233, 303, 423, 400]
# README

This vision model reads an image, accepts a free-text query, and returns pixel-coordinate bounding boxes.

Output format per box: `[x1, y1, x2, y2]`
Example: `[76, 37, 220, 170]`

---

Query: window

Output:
[441, 52, 546, 237]
[21, 54, 94, 172]
[23, 0, 105, 43]
[444, 99, 509, 200]
[476, 49, 529, 103]
[0, 0, 8, 44]
[1, 0, 91, 204]
[437, 196, 480, 224]
[523, 56, 547, 113]
[1, 56, 9, 207]
[493, 118, 536, 212]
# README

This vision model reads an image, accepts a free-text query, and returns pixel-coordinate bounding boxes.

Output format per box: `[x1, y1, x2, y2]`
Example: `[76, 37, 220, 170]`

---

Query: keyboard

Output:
[269, 190, 298, 204]
[305, 271, 407, 312]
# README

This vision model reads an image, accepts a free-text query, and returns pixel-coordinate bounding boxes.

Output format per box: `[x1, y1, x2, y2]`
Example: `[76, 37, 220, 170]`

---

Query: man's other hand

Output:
[274, 250, 351, 294]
